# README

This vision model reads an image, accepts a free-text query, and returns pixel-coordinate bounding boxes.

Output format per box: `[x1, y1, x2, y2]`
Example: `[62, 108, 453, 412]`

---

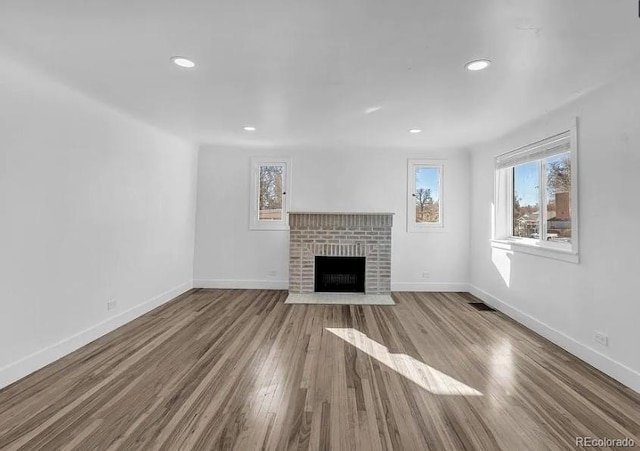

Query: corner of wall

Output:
[0, 281, 194, 390]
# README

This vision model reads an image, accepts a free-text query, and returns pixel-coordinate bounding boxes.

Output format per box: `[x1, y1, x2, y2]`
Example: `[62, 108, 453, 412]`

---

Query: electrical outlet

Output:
[107, 300, 117, 311]
[422, 272, 431, 279]
[594, 331, 608, 346]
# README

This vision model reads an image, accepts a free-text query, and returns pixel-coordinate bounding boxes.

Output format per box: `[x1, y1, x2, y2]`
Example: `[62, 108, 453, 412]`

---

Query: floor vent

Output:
[468, 302, 496, 312]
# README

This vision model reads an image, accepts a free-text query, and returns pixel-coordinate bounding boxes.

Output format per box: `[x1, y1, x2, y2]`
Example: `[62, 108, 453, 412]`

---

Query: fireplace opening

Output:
[314, 256, 365, 293]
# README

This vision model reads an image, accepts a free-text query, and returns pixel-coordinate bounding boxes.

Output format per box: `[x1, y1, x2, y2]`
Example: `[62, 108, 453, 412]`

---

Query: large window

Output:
[407, 159, 444, 231]
[250, 157, 291, 230]
[494, 126, 578, 261]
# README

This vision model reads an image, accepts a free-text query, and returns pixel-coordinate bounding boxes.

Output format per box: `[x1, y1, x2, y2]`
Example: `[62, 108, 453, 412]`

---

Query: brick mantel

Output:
[288, 212, 393, 294]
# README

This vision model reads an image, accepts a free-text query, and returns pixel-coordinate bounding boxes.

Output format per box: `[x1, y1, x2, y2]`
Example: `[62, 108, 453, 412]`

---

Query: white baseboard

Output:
[194, 280, 469, 292]
[194, 279, 289, 290]
[391, 282, 469, 292]
[0, 280, 193, 390]
[469, 284, 640, 394]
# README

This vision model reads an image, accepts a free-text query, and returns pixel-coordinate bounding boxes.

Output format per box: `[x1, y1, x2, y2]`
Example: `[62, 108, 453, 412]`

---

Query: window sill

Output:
[491, 239, 579, 264]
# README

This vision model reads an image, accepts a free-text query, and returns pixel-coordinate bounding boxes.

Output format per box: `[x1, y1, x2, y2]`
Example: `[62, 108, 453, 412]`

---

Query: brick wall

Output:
[288, 213, 393, 294]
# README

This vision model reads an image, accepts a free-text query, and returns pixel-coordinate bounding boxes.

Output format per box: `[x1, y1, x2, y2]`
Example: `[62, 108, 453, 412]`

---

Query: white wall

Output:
[194, 146, 470, 291]
[469, 64, 640, 392]
[0, 56, 199, 388]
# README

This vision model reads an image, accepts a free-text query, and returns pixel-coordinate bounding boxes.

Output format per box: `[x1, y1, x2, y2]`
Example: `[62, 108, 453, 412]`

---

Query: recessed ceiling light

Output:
[170, 56, 195, 68]
[409, 129, 422, 134]
[465, 59, 491, 71]
[243, 126, 256, 132]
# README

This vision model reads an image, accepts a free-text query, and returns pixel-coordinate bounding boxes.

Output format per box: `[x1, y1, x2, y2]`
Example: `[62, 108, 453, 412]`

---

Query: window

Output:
[250, 157, 291, 230]
[407, 159, 444, 231]
[493, 125, 579, 262]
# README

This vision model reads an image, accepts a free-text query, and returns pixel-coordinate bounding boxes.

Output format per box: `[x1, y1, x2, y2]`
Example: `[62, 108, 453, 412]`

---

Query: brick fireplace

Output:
[288, 212, 393, 294]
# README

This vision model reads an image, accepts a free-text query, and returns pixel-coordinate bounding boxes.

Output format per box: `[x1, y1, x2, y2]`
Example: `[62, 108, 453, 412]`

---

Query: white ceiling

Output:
[2, 0, 640, 149]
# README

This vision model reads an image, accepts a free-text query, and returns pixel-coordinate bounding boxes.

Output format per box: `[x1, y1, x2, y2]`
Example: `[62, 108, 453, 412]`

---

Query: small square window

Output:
[250, 157, 291, 230]
[407, 159, 444, 232]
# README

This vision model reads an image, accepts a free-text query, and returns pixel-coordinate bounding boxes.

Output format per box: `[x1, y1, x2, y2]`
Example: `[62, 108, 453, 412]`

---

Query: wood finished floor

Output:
[1, 289, 639, 450]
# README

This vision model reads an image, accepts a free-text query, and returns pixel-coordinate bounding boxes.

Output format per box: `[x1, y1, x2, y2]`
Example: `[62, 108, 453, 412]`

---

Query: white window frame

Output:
[407, 159, 445, 232]
[492, 122, 579, 263]
[250, 157, 291, 231]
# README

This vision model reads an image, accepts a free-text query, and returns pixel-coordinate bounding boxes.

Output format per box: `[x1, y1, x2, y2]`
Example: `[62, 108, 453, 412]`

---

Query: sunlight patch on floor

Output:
[327, 327, 483, 396]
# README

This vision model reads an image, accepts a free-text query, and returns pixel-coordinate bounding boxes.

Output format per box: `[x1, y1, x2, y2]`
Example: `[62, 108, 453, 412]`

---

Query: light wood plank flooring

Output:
[1, 289, 639, 450]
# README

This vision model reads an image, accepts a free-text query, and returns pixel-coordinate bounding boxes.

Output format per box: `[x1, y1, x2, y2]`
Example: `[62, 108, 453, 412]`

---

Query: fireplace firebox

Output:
[314, 256, 365, 293]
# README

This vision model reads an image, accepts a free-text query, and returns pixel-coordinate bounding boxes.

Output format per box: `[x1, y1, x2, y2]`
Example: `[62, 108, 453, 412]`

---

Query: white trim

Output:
[194, 279, 289, 290]
[0, 280, 193, 390]
[194, 280, 469, 292]
[469, 284, 640, 394]
[491, 239, 580, 263]
[249, 157, 292, 231]
[569, 122, 580, 253]
[391, 282, 469, 292]
[407, 159, 445, 232]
